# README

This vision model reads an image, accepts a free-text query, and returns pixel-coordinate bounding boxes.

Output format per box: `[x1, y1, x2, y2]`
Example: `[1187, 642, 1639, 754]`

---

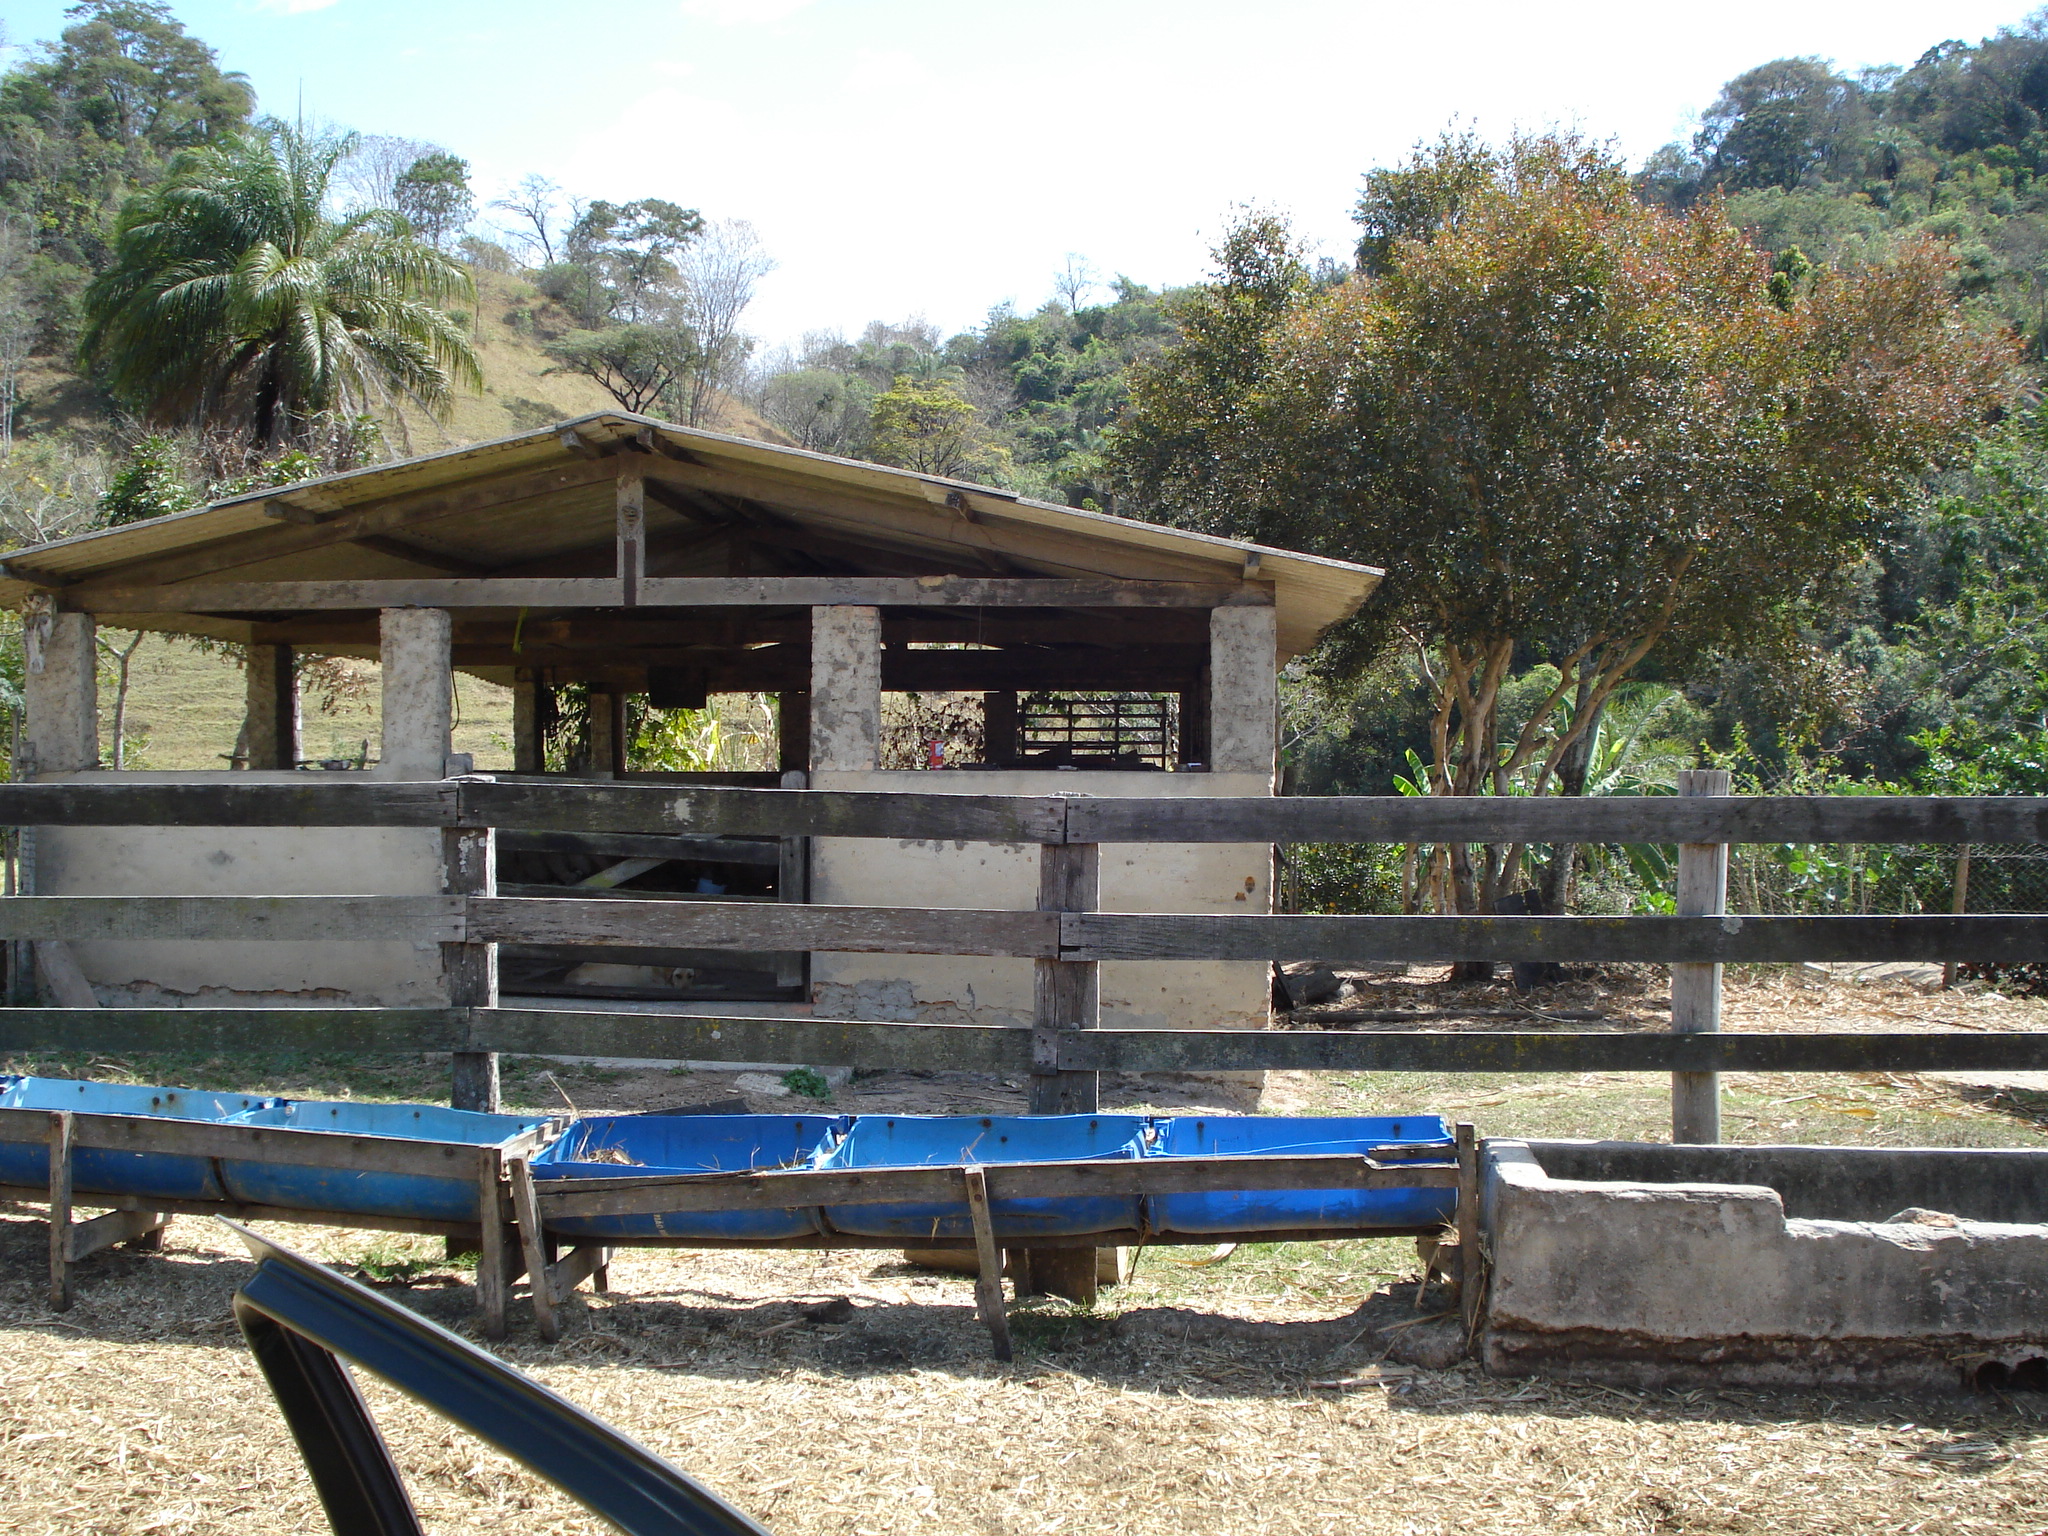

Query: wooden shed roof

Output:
[0, 412, 1381, 662]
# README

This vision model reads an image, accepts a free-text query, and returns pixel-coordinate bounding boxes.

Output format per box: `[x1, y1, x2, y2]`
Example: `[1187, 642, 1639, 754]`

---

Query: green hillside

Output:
[110, 639, 516, 773]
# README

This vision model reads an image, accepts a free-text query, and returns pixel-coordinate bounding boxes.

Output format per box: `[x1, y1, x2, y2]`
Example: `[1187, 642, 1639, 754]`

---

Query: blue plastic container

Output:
[0, 1075, 281, 1201]
[1143, 1115, 1456, 1235]
[216, 1100, 552, 1223]
[529, 1114, 848, 1241]
[816, 1114, 1152, 1240]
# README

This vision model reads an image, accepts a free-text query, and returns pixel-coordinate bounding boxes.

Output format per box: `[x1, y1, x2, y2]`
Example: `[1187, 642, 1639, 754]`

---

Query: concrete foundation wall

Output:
[809, 769, 1273, 1030]
[1482, 1139, 2048, 1391]
[33, 771, 447, 1006]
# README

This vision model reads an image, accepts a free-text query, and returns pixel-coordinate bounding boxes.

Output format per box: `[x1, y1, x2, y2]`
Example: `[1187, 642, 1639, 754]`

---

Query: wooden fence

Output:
[3, 775, 2047, 1141]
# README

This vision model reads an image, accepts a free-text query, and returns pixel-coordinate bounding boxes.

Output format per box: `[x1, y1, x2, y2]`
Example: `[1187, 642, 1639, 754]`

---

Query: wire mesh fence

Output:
[1275, 836, 2048, 918]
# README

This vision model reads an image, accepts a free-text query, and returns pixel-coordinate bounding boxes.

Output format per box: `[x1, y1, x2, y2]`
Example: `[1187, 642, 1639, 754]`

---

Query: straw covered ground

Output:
[4, 968, 2048, 1534]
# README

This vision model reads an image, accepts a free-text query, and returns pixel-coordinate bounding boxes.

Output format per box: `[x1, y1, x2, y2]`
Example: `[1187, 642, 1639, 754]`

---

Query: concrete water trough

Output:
[1480, 1139, 2048, 1392]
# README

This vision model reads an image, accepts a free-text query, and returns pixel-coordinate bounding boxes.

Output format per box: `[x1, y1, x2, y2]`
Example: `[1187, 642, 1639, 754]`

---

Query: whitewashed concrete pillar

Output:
[377, 607, 453, 779]
[22, 600, 98, 775]
[1207, 605, 1277, 780]
[809, 606, 881, 771]
[245, 643, 300, 771]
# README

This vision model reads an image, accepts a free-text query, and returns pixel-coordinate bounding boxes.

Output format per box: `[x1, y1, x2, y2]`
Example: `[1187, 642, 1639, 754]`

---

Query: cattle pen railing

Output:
[3, 774, 2047, 1143]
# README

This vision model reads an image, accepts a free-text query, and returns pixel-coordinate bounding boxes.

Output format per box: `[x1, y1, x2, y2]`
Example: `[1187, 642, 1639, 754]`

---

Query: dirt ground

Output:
[4, 967, 2048, 1534]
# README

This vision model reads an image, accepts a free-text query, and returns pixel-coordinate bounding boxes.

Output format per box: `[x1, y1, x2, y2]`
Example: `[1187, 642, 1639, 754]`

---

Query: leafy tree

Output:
[0, 2, 252, 356]
[78, 120, 480, 447]
[1112, 133, 2017, 917]
[96, 430, 192, 523]
[868, 376, 999, 478]
[390, 150, 473, 251]
[1695, 58, 1868, 191]
[758, 366, 873, 455]
[544, 322, 698, 415]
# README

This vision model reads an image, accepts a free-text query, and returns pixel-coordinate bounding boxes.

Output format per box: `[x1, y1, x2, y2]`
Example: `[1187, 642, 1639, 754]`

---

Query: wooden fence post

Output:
[1672, 769, 1731, 1143]
[443, 826, 499, 1112]
[1021, 833, 1100, 1303]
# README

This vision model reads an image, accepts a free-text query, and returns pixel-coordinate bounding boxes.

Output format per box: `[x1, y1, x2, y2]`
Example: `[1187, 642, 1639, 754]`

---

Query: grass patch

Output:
[1301, 1067, 2048, 1147]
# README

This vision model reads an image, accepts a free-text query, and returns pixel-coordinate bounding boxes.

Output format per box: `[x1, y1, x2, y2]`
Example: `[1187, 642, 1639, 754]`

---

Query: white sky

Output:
[4, 0, 2034, 348]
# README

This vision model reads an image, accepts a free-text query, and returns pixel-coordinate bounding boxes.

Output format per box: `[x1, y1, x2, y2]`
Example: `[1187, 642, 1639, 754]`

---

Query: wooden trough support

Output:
[0, 1106, 553, 1337]
[525, 1148, 1462, 1357]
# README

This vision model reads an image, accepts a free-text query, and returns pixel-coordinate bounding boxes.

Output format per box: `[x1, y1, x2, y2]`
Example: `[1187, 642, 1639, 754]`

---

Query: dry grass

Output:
[5, 969, 2048, 1533]
[3, 1219, 2046, 1536]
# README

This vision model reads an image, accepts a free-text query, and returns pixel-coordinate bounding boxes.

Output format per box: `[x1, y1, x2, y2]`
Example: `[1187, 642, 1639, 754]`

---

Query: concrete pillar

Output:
[1207, 605, 1277, 779]
[22, 601, 98, 775]
[377, 607, 452, 780]
[587, 689, 623, 778]
[512, 671, 543, 773]
[809, 606, 881, 771]
[245, 644, 300, 770]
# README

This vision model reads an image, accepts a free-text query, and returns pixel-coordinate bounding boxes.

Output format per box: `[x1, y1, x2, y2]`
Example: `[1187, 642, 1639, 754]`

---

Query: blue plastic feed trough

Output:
[817, 1115, 1152, 1240]
[1145, 1115, 1456, 1235]
[216, 1101, 553, 1223]
[0, 1076, 281, 1201]
[530, 1114, 849, 1241]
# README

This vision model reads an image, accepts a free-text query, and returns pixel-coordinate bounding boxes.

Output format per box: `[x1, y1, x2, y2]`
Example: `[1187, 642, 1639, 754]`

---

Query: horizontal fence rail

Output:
[1, 1008, 2043, 1077]
[4, 780, 2044, 1138]
[5, 780, 2048, 845]
[3, 896, 2047, 965]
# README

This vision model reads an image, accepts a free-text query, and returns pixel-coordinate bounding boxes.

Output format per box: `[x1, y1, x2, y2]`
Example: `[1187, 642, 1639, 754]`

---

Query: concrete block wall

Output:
[1481, 1139, 2048, 1391]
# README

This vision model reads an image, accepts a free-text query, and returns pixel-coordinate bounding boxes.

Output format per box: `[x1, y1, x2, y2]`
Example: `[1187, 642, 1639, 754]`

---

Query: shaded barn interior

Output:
[0, 412, 1379, 1013]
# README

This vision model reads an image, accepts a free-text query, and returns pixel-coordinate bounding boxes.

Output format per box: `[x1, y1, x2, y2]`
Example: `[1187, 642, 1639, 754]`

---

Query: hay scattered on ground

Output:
[4, 1218, 2046, 1535]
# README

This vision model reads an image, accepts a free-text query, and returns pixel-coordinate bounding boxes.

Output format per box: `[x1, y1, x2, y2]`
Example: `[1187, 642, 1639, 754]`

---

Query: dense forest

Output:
[2, 3, 2047, 920]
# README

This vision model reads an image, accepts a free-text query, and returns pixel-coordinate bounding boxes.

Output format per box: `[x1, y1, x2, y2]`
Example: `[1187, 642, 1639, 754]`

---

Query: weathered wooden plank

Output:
[0, 1007, 467, 1055]
[496, 829, 782, 865]
[24, 1110, 519, 1179]
[459, 781, 1067, 843]
[1032, 841, 1099, 1116]
[506, 1155, 558, 1341]
[0, 780, 458, 827]
[963, 1165, 1013, 1359]
[637, 576, 1270, 608]
[47, 1111, 74, 1308]
[1060, 912, 2048, 964]
[6, 780, 2046, 852]
[0, 896, 461, 943]
[531, 1153, 1459, 1221]
[469, 897, 1059, 956]
[66, 578, 627, 613]
[65, 576, 1266, 614]
[466, 1009, 1029, 1071]
[65, 1207, 169, 1262]
[1053, 1028, 2048, 1074]
[1066, 794, 2048, 846]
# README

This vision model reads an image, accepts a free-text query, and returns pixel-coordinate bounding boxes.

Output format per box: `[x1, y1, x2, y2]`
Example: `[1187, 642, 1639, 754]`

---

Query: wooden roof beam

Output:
[62, 575, 1272, 615]
[33, 458, 623, 594]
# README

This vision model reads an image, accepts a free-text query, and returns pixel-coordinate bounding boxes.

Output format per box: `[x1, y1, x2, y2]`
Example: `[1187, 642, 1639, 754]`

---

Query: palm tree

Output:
[80, 121, 480, 447]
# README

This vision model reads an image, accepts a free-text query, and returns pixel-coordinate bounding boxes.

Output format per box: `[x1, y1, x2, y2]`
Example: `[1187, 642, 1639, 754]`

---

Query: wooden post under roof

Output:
[616, 463, 646, 608]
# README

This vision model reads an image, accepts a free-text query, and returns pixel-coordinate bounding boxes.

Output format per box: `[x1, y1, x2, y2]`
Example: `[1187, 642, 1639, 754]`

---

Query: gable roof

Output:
[0, 411, 1381, 660]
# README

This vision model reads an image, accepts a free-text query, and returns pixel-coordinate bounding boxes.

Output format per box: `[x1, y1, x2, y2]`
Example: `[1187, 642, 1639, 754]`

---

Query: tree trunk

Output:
[102, 631, 147, 771]
[1535, 682, 1608, 915]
